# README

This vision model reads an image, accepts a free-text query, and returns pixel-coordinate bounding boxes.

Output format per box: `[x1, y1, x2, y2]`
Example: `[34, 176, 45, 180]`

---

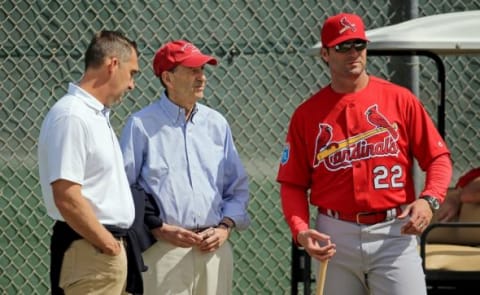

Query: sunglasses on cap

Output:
[334, 40, 367, 53]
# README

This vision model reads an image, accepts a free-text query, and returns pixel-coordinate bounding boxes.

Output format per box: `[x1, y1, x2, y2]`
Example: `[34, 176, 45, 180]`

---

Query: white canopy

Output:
[308, 10, 480, 56]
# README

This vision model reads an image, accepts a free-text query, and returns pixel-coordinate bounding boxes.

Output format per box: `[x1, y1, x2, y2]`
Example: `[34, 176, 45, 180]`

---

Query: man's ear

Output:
[106, 56, 119, 73]
[161, 71, 172, 86]
[320, 47, 329, 64]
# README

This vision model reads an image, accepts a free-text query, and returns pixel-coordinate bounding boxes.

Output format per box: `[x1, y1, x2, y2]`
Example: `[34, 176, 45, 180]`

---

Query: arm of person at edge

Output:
[434, 188, 461, 222]
[52, 179, 121, 256]
[280, 183, 337, 262]
[436, 167, 480, 222]
[397, 153, 452, 234]
[457, 171, 480, 203]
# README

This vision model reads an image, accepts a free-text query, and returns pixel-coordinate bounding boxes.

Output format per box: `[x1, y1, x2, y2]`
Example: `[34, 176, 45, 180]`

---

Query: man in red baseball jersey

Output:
[277, 12, 452, 294]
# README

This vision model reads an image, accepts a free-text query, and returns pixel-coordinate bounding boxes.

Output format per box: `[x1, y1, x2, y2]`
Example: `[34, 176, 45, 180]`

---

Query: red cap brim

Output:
[180, 54, 218, 68]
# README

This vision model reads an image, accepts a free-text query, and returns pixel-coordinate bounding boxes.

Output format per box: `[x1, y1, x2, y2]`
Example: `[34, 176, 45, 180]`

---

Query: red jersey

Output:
[277, 76, 450, 213]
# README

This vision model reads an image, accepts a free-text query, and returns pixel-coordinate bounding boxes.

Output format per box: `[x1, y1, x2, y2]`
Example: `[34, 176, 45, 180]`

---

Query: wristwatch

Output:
[218, 217, 235, 233]
[420, 195, 440, 212]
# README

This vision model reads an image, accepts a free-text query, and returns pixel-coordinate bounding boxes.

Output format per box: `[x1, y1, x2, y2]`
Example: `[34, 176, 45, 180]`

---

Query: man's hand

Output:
[296, 229, 336, 262]
[198, 227, 230, 252]
[100, 238, 123, 256]
[398, 199, 433, 235]
[151, 223, 203, 247]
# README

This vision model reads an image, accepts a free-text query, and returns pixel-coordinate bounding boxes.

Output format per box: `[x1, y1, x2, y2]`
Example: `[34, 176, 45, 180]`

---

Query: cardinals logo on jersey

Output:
[313, 123, 333, 167]
[313, 104, 400, 171]
[366, 104, 399, 140]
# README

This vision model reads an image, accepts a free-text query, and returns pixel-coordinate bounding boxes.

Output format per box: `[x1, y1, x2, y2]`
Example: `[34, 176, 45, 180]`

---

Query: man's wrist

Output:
[218, 217, 235, 232]
[420, 195, 440, 212]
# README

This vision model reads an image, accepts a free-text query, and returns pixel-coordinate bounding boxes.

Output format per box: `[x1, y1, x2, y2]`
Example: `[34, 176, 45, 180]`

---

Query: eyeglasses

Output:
[334, 40, 367, 53]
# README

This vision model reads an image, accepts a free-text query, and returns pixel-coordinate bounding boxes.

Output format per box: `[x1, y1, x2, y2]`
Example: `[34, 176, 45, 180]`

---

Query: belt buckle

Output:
[355, 211, 376, 224]
[385, 208, 398, 221]
[356, 212, 367, 224]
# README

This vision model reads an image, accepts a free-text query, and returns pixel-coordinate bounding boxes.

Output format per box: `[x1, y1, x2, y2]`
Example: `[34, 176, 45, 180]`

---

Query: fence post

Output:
[291, 239, 312, 295]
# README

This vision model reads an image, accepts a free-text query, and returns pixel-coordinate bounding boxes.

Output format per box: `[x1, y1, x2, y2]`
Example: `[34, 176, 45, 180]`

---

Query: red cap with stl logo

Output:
[152, 40, 218, 77]
[321, 13, 369, 47]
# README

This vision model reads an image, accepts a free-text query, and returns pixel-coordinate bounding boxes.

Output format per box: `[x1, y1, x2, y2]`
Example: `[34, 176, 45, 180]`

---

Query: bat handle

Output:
[315, 259, 329, 295]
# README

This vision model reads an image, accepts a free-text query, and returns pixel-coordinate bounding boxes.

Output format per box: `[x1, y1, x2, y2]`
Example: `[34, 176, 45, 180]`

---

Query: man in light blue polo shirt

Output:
[38, 31, 140, 295]
[120, 40, 250, 295]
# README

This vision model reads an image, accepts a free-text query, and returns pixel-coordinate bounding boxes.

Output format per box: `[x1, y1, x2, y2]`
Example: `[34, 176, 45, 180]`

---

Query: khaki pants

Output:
[59, 239, 128, 295]
[142, 240, 233, 295]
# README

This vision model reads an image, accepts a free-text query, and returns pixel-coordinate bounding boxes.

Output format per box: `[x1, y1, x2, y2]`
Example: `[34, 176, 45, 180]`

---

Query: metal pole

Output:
[388, 0, 423, 195]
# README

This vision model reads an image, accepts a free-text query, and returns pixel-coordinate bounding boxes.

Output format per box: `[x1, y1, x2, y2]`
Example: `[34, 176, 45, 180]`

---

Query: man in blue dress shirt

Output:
[120, 40, 251, 295]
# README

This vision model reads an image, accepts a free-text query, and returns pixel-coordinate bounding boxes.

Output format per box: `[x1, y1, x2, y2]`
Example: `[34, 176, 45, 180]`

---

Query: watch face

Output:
[431, 197, 440, 210]
[424, 196, 440, 210]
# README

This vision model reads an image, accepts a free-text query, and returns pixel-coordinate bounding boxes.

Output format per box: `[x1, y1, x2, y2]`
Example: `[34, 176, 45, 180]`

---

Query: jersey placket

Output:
[346, 102, 369, 207]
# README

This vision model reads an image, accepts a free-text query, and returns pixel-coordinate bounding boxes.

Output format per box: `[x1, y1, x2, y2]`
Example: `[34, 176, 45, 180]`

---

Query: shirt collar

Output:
[159, 91, 199, 124]
[67, 82, 106, 114]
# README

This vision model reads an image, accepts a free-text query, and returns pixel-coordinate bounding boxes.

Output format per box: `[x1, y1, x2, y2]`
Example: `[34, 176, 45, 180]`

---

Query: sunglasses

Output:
[334, 40, 368, 53]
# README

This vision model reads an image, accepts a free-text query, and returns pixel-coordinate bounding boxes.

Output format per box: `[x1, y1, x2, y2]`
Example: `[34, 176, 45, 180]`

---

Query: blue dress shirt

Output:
[120, 92, 250, 230]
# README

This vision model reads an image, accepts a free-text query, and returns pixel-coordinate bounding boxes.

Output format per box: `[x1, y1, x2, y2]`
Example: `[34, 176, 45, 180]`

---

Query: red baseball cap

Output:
[152, 40, 218, 77]
[321, 13, 368, 47]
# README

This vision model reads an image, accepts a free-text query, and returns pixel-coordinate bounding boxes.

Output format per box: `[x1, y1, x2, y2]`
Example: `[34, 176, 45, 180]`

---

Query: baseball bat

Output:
[315, 259, 328, 295]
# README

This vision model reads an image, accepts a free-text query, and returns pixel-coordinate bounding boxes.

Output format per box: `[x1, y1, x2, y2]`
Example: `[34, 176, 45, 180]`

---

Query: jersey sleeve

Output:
[280, 183, 310, 242]
[276, 109, 311, 188]
[405, 92, 451, 170]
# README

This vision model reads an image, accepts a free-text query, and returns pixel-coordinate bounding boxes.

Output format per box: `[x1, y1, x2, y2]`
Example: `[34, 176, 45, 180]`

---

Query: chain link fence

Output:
[1, 1, 479, 294]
